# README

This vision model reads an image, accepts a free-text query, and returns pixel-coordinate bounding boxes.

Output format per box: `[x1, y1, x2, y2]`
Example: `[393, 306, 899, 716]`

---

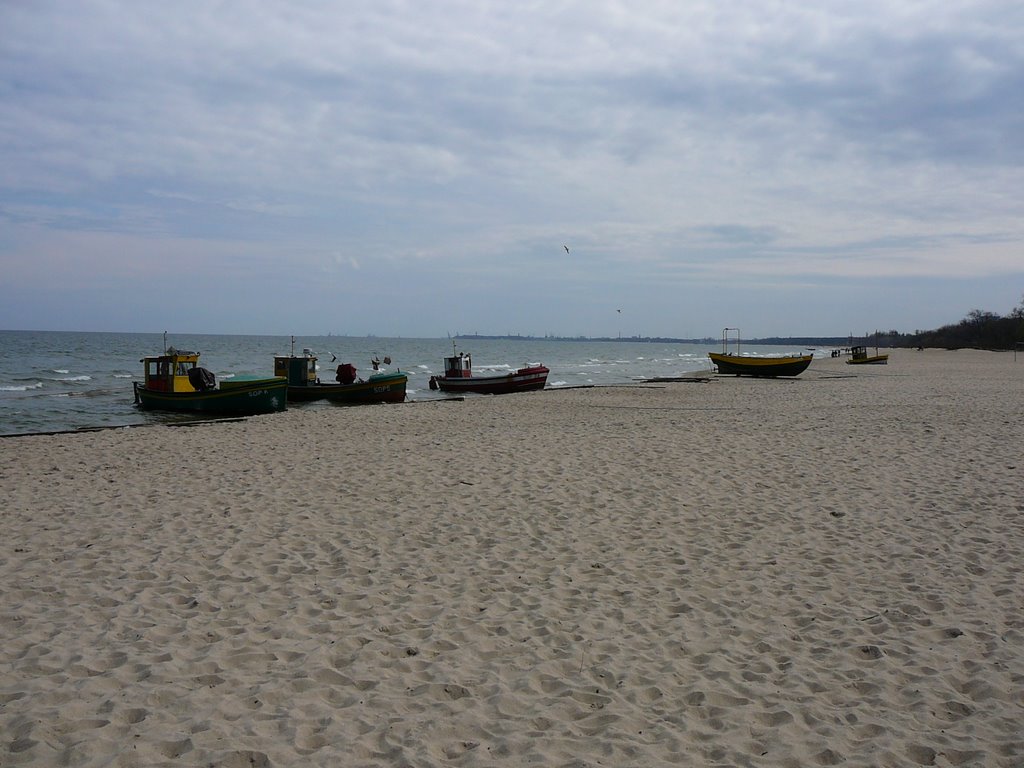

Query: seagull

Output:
[616, 309, 621, 313]
[563, 244, 570, 255]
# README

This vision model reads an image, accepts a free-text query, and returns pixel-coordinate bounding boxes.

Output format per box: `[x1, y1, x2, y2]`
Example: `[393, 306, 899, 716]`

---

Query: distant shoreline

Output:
[455, 333, 859, 346]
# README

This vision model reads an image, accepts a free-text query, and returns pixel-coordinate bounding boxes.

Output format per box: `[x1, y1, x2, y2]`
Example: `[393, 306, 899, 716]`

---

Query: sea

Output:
[0, 330, 824, 437]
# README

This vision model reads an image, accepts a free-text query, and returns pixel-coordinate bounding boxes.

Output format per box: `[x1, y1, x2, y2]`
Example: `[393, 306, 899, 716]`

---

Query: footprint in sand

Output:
[906, 744, 937, 765]
[213, 751, 271, 768]
[856, 644, 885, 660]
[121, 708, 148, 725]
[409, 682, 471, 701]
[942, 748, 988, 765]
[814, 748, 843, 765]
[935, 700, 973, 722]
[755, 709, 794, 727]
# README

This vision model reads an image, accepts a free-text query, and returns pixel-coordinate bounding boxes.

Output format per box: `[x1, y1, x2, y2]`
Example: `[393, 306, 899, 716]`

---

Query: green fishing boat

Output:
[134, 344, 287, 415]
[273, 343, 407, 405]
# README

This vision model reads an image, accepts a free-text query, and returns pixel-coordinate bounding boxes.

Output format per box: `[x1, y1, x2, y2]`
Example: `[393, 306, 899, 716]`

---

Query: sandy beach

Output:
[2, 348, 1022, 767]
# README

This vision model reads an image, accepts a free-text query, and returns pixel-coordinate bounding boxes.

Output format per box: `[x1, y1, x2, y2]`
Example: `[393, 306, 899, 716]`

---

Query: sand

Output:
[1, 348, 1022, 767]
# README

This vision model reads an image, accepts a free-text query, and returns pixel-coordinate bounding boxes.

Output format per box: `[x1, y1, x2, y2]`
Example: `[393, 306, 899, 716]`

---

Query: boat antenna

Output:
[163, 330, 168, 353]
[290, 335, 295, 356]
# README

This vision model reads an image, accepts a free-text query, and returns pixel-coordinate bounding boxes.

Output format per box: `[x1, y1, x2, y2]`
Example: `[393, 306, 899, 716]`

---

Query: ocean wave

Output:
[1, 382, 44, 391]
[48, 387, 117, 399]
[54, 375, 92, 382]
[72, 388, 117, 398]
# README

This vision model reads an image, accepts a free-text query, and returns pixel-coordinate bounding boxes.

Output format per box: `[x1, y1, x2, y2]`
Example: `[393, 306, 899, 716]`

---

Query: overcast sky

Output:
[2, 1, 1022, 338]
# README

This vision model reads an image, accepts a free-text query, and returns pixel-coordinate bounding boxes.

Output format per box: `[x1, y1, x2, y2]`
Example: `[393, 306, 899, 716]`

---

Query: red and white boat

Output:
[429, 351, 549, 395]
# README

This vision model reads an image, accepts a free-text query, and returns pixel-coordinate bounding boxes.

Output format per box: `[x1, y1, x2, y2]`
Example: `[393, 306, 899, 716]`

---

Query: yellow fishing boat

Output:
[708, 327, 813, 377]
[846, 345, 889, 365]
[133, 337, 287, 415]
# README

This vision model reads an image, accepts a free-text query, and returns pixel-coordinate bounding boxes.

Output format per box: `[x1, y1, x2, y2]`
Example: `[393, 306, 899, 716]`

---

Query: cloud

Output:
[1, 1, 1022, 336]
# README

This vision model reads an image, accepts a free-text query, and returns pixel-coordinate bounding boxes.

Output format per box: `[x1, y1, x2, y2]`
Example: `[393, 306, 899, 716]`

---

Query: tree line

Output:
[867, 296, 1024, 350]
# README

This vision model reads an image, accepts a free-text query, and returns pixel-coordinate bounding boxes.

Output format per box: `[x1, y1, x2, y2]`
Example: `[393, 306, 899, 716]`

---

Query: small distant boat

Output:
[847, 345, 889, 365]
[708, 327, 813, 377]
[134, 343, 286, 415]
[273, 346, 407, 405]
[428, 350, 548, 395]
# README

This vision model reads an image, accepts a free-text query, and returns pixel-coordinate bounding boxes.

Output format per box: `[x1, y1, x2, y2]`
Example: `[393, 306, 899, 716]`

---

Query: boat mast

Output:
[722, 327, 740, 354]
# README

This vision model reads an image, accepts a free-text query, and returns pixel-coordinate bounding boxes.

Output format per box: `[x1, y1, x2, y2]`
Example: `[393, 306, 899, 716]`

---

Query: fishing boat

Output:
[708, 327, 814, 377]
[428, 350, 548, 395]
[134, 343, 287, 415]
[708, 352, 814, 377]
[273, 345, 407, 405]
[846, 345, 889, 365]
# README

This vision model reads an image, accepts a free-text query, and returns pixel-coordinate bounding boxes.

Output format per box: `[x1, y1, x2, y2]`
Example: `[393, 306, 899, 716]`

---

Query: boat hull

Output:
[433, 366, 549, 395]
[134, 378, 287, 414]
[709, 353, 813, 377]
[286, 372, 408, 404]
[847, 355, 889, 365]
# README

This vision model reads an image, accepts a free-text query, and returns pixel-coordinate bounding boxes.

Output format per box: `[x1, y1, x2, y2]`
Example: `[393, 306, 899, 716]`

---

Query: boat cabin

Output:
[850, 346, 869, 361]
[443, 352, 473, 379]
[140, 349, 204, 393]
[274, 350, 318, 386]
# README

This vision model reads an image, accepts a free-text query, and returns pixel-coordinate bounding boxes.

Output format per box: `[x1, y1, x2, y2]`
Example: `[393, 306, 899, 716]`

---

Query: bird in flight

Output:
[563, 244, 570, 255]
